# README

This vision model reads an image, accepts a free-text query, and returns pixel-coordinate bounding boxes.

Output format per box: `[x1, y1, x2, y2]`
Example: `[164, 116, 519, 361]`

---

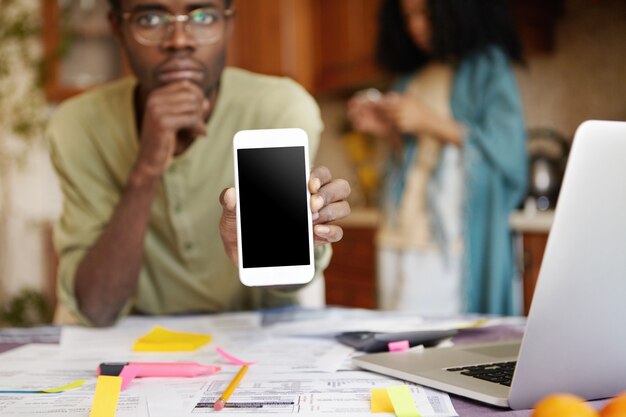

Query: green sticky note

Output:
[133, 326, 211, 352]
[387, 385, 422, 417]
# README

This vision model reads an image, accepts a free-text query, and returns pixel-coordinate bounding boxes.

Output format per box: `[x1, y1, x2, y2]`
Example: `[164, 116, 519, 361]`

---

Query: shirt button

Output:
[184, 242, 194, 251]
[174, 203, 182, 212]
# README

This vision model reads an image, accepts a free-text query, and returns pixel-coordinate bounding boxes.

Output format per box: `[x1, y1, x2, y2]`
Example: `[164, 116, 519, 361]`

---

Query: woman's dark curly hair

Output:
[376, 0, 524, 74]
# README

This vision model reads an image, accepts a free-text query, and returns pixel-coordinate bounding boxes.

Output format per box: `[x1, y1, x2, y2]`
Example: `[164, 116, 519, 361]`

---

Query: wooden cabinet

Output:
[42, 0, 384, 101]
[312, 0, 384, 92]
[41, 0, 567, 101]
[224, 0, 385, 94]
[510, 210, 554, 315]
[521, 232, 549, 315]
[511, 0, 564, 54]
[324, 210, 379, 308]
[42, 0, 129, 102]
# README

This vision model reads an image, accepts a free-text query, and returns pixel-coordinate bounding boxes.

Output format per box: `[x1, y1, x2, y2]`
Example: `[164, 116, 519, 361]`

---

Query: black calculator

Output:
[336, 329, 457, 353]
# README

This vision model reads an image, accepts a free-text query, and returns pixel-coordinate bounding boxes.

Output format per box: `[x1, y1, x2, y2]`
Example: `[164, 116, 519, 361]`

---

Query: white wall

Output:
[0, 0, 61, 302]
[3, 143, 61, 298]
[516, 0, 626, 138]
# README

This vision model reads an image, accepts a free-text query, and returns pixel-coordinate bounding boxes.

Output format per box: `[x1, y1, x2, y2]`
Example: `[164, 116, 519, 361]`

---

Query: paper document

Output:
[0, 389, 145, 417]
[61, 313, 262, 354]
[188, 370, 457, 416]
[0, 312, 468, 417]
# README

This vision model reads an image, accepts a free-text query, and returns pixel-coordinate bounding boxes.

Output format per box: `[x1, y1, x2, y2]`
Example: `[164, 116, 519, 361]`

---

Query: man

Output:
[47, 0, 351, 327]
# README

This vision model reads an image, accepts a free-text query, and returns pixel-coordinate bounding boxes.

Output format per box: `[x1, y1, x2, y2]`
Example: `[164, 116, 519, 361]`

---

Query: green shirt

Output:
[47, 68, 330, 325]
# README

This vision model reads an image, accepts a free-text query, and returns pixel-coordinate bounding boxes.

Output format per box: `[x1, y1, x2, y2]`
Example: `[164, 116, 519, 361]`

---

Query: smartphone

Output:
[233, 128, 315, 286]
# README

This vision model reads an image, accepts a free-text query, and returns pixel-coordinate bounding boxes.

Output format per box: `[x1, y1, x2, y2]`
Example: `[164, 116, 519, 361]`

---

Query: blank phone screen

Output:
[237, 146, 311, 268]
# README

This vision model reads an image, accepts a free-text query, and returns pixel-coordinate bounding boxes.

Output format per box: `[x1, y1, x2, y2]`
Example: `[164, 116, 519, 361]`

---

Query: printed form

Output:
[194, 371, 455, 416]
[0, 311, 461, 416]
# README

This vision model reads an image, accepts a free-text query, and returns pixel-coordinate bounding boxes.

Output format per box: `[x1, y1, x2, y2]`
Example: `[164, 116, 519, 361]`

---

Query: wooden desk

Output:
[324, 209, 379, 308]
[0, 315, 608, 416]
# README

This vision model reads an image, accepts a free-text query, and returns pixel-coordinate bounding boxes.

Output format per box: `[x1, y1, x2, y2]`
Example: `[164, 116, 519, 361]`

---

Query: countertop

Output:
[509, 210, 554, 233]
[340, 207, 555, 233]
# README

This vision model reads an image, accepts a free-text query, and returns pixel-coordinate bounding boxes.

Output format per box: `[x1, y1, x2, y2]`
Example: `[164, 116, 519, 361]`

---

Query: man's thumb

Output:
[219, 187, 236, 212]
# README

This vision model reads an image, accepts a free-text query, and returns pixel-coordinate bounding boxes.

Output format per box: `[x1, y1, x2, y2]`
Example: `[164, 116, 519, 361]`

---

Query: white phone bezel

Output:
[233, 128, 315, 287]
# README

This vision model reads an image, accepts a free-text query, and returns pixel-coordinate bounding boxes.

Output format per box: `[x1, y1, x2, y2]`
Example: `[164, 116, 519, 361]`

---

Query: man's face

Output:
[112, 0, 233, 97]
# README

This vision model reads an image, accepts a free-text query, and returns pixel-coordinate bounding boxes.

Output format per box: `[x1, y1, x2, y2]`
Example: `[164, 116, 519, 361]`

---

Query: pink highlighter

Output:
[98, 362, 221, 390]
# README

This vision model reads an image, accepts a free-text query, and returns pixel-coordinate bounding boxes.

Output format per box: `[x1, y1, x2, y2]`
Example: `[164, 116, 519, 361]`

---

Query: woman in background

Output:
[348, 0, 527, 315]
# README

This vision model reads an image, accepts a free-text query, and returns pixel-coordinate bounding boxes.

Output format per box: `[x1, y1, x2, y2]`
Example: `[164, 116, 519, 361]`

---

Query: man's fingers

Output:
[314, 224, 344, 245]
[313, 201, 351, 225]
[309, 166, 332, 193]
[311, 179, 351, 211]
[202, 99, 211, 117]
[219, 187, 237, 211]
[219, 187, 238, 266]
[159, 114, 205, 134]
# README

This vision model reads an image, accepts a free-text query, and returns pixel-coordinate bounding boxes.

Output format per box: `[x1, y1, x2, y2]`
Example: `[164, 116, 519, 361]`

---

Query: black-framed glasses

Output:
[121, 7, 234, 46]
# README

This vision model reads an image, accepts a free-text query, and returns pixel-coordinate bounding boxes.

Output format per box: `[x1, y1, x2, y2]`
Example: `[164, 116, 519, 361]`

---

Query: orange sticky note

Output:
[89, 376, 122, 417]
[133, 326, 211, 352]
[371, 387, 394, 413]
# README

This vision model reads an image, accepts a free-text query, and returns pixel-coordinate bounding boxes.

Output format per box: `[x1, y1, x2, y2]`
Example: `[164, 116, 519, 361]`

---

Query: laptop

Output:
[353, 120, 626, 409]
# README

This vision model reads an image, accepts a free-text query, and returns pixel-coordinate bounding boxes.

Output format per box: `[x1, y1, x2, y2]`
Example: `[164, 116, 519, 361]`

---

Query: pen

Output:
[214, 364, 249, 411]
[98, 362, 221, 378]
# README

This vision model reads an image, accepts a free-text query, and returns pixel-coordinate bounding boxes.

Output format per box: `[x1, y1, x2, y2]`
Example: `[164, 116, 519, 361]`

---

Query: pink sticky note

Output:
[118, 365, 140, 391]
[388, 340, 410, 352]
[215, 346, 255, 365]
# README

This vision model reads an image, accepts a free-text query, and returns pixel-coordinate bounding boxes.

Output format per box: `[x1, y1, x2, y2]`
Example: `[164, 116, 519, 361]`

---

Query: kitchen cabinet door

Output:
[324, 225, 377, 309]
[227, 0, 385, 94]
[312, 0, 382, 92]
[42, 0, 129, 102]
[521, 232, 549, 315]
[42, 0, 385, 101]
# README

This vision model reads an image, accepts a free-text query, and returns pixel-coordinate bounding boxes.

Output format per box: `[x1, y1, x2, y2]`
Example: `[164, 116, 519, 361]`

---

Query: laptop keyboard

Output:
[445, 361, 516, 386]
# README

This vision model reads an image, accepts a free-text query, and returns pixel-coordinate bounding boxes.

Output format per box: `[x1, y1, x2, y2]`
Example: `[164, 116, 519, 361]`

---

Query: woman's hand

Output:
[381, 93, 434, 135]
[381, 93, 465, 146]
[348, 96, 397, 138]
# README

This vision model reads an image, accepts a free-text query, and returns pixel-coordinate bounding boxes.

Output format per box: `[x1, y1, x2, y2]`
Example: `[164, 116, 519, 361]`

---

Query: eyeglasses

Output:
[120, 7, 234, 46]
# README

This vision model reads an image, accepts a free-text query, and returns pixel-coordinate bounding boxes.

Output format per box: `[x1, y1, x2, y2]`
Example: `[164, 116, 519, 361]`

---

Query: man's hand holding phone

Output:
[308, 165, 351, 245]
[219, 166, 351, 266]
[220, 128, 351, 286]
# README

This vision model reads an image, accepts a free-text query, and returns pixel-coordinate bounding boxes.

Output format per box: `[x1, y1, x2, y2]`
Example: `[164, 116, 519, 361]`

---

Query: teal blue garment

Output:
[385, 47, 527, 315]
[452, 47, 528, 314]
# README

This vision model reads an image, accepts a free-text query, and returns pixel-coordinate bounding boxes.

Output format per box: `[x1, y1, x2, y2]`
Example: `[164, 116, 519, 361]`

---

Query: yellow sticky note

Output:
[459, 318, 490, 329]
[89, 376, 122, 417]
[387, 385, 422, 417]
[371, 388, 394, 413]
[42, 379, 86, 393]
[133, 326, 211, 352]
